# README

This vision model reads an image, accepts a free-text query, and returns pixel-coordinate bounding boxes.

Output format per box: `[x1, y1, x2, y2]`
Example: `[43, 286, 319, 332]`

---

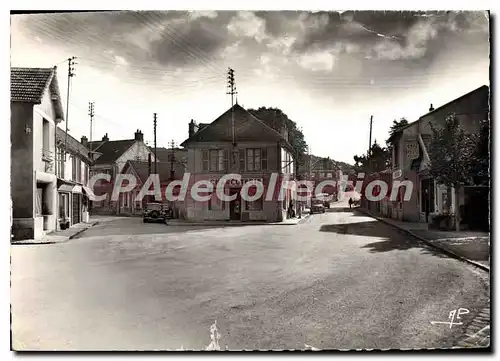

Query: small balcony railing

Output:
[42, 148, 53, 163]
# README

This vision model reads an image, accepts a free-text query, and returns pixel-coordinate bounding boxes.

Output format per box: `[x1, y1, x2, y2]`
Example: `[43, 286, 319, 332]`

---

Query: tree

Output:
[428, 114, 478, 231]
[471, 119, 490, 186]
[388, 118, 409, 137]
[248, 107, 308, 156]
[386, 117, 409, 160]
[353, 141, 391, 174]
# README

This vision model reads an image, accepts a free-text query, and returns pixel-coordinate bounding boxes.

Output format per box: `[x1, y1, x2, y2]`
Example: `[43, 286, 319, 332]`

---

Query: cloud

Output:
[297, 50, 336, 72]
[227, 11, 268, 43]
[147, 13, 235, 68]
[114, 55, 128, 66]
[188, 11, 219, 20]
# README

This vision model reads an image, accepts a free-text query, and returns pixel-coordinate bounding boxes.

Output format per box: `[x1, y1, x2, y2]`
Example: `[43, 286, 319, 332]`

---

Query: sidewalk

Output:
[167, 213, 311, 227]
[11, 221, 99, 245]
[357, 208, 490, 271]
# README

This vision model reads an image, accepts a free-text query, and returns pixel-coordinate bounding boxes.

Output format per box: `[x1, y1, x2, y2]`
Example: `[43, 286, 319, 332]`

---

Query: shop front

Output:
[185, 173, 292, 222]
[57, 179, 87, 229]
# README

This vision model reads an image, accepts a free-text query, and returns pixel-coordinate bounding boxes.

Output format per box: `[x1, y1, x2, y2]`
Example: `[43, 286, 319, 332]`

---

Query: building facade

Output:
[309, 157, 343, 201]
[181, 104, 297, 223]
[88, 130, 157, 214]
[55, 128, 93, 229]
[388, 85, 489, 224]
[118, 150, 187, 217]
[11, 67, 65, 240]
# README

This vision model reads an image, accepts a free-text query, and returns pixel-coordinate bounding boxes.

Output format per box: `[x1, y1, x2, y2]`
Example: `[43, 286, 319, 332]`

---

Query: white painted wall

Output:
[33, 89, 57, 174]
[116, 141, 156, 174]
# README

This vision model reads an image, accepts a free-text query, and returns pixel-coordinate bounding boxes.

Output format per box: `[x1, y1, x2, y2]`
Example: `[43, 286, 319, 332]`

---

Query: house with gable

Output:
[387, 85, 489, 228]
[88, 129, 157, 214]
[180, 104, 297, 223]
[11, 67, 65, 240]
[118, 159, 184, 216]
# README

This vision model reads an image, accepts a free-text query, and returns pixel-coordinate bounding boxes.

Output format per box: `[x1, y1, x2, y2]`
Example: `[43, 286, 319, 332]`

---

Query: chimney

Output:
[429, 103, 434, 112]
[134, 129, 144, 141]
[81, 135, 88, 146]
[102, 133, 109, 141]
[189, 119, 199, 138]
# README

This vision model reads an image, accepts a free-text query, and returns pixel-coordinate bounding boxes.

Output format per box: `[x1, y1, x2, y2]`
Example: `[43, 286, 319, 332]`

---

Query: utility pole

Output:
[88, 102, 95, 160]
[153, 113, 157, 175]
[227, 68, 237, 146]
[368, 115, 373, 157]
[169, 139, 175, 180]
[368, 115, 373, 173]
[64, 56, 77, 160]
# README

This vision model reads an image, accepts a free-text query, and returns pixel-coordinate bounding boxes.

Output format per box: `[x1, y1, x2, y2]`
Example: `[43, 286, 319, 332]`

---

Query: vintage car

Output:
[315, 193, 333, 208]
[143, 202, 169, 224]
[310, 198, 326, 214]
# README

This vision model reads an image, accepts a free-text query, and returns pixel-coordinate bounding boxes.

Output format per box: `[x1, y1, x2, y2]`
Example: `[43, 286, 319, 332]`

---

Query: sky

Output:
[10, 10, 490, 164]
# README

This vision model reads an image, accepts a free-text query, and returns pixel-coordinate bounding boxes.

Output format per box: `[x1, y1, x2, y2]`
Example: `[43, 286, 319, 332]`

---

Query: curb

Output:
[357, 208, 490, 272]
[69, 221, 99, 239]
[11, 222, 100, 245]
[167, 214, 311, 227]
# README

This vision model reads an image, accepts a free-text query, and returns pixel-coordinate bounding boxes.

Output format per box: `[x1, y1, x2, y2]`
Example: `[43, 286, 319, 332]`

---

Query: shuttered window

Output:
[203, 149, 228, 172]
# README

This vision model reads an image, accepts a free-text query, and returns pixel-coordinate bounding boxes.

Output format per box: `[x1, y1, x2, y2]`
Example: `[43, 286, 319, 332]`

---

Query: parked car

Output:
[315, 192, 332, 208]
[310, 198, 326, 214]
[143, 202, 168, 224]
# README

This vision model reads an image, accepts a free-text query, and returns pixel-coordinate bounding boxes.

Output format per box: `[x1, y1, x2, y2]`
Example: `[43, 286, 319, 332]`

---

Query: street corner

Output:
[11, 235, 70, 245]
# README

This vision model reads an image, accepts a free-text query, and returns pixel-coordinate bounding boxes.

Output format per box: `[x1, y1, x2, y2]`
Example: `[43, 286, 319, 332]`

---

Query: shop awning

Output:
[82, 186, 97, 201]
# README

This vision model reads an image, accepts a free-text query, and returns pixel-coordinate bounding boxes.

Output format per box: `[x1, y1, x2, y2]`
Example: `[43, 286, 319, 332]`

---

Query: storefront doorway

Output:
[229, 188, 241, 220]
[421, 178, 435, 222]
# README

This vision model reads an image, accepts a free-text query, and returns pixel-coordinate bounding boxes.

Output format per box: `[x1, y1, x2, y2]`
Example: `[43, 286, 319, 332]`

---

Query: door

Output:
[72, 194, 81, 224]
[421, 178, 435, 222]
[229, 188, 241, 220]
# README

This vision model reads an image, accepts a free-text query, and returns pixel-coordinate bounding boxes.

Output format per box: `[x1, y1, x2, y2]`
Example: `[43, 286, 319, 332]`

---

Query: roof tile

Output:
[11, 67, 54, 103]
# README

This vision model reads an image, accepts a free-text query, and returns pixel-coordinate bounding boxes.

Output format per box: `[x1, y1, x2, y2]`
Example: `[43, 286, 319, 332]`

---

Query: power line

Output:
[131, 12, 225, 77]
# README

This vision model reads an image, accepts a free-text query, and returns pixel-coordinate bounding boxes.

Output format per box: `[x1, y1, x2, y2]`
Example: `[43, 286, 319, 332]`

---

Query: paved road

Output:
[74, 215, 223, 238]
[11, 201, 489, 350]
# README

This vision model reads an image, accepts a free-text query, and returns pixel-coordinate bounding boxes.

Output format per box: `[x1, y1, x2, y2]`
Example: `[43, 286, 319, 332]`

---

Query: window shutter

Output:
[254, 149, 261, 171]
[202, 150, 209, 171]
[210, 150, 218, 171]
[223, 149, 229, 171]
[239, 149, 246, 171]
[261, 148, 267, 170]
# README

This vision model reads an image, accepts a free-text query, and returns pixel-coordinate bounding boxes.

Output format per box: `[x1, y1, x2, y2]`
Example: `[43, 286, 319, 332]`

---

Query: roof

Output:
[10, 67, 65, 121]
[181, 104, 291, 148]
[387, 85, 489, 143]
[55, 127, 91, 163]
[90, 139, 137, 165]
[123, 160, 179, 184]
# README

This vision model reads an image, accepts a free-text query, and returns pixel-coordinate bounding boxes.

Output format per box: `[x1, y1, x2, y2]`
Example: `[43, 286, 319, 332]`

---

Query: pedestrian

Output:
[349, 197, 353, 209]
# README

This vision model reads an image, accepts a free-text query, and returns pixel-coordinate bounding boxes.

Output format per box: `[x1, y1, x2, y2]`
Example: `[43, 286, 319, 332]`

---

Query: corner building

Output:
[180, 104, 297, 222]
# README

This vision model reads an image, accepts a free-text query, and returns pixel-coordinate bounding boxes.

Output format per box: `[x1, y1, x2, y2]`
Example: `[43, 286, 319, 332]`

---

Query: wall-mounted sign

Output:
[406, 141, 420, 160]
[210, 178, 264, 187]
[393, 169, 402, 180]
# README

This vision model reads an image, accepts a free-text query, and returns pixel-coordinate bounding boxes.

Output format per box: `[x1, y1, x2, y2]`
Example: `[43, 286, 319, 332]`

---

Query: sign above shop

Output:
[210, 178, 264, 187]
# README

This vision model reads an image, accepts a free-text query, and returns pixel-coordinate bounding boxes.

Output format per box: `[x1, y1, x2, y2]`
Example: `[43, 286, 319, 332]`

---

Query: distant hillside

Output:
[310, 155, 354, 173]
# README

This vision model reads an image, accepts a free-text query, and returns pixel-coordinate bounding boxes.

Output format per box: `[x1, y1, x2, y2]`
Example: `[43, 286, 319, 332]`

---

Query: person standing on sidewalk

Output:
[349, 197, 353, 209]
